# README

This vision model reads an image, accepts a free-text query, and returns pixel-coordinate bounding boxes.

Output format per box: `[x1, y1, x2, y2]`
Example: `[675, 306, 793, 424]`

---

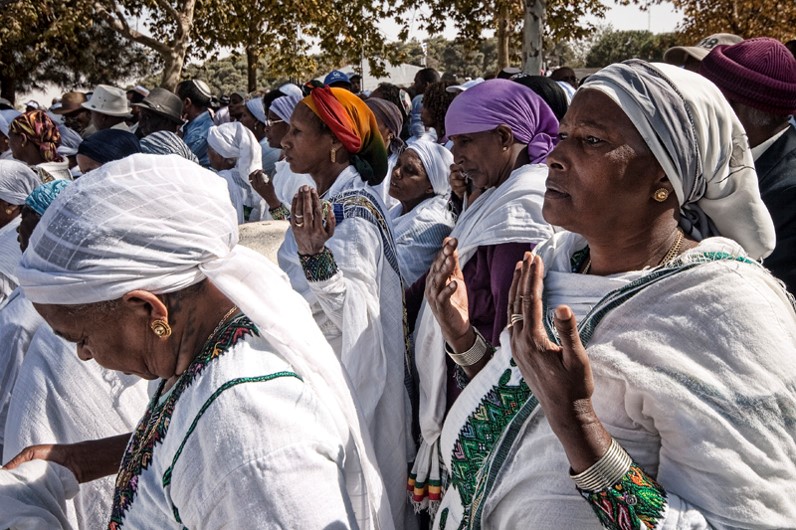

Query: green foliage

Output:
[585, 29, 678, 67]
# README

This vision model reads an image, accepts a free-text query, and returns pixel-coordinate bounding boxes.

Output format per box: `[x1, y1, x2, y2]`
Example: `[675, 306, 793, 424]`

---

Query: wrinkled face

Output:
[33, 301, 158, 379]
[264, 109, 289, 149]
[17, 205, 40, 252]
[450, 128, 508, 190]
[389, 149, 434, 209]
[543, 89, 663, 237]
[281, 103, 335, 177]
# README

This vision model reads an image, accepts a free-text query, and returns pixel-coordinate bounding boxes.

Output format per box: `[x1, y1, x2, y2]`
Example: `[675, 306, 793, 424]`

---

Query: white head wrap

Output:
[207, 122, 262, 180]
[0, 110, 22, 138]
[269, 94, 302, 124]
[245, 98, 266, 125]
[56, 124, 82, 157]
[405, 139, 452, 195]
[278, 83, 304, 100]
[581, 60, 775, 260]
[0, 160, 41, 205]
[16, 153, 390, 529]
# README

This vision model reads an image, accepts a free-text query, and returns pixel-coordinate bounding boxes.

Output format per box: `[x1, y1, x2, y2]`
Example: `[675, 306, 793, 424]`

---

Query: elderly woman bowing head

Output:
[277, 83, 412, 529]
[431, 61, 796, 529]
[6, 154, 391, 529]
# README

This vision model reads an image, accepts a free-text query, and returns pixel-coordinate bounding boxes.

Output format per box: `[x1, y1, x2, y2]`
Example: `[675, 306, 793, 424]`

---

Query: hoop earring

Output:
[330, 147, 337, 163]
[150, 319, 172, 339]
[653, 188, 670, 202]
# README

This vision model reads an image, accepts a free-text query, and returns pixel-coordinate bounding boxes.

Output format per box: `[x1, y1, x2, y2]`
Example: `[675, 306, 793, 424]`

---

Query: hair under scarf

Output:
[0, 160, 42, 205]
[207, 121, 262, 180]
[365, 98, 405, 155]
[445, 78, 558, 164]
[139, 131, 199, 163]
[9, 111, 63, 163]
[16, 153, 390, 529]
[77, 128, 141, 166]
[581, 60, 775, 260]
[25, 179, 71, 216]
[405, 139, 452, 196]
[301, 84, 388, 185]
[268, 94, 301, 124]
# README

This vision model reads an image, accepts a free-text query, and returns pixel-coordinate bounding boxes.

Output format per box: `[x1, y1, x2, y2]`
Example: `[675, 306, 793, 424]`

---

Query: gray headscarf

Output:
[140, 131, 200, 163]
[581, 60, 775, 260]
[0, 160, 41, 205]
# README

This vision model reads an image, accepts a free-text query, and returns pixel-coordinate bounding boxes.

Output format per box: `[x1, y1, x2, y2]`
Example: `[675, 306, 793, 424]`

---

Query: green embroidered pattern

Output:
[578, 463, 667, 530]
[299, 247, 339, 282]
[269, 203, 291, 221]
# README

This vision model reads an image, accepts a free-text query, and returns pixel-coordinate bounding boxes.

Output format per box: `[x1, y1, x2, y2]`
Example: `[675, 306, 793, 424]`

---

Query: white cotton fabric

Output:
[369, 152, 400, 211]
[0, 160, 41, 205]
[411, 163, 554, 512]
[278, 165, 412, 530]
[207, 122, 264, 218]
[3, 326, 148, 530]
[0, 290, 44, 454]
[405, 139, 453, 195]
[0, 460, 78, 530]
[582, 61, 775, 259]
[252, 159, 316, 222]
[245, 98, 267, 125]
[16, 153, 391, 530]
[436, 234, 796, 529]
[0, 217, 23, 308]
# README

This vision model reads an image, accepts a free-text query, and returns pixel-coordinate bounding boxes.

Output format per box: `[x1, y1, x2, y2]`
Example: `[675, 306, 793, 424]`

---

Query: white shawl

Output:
[0, 217, 22, 308]
[411, 163, 554, 513]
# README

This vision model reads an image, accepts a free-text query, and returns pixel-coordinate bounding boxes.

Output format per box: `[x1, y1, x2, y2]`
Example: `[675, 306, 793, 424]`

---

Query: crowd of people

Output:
[0, 31, 794, 530]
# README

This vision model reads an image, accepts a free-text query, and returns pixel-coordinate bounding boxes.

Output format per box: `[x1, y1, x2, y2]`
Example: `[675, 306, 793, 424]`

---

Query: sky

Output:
[21, 1, 683, 104]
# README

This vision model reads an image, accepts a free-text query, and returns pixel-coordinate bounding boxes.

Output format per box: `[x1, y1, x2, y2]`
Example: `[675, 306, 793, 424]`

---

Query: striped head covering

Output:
[269, 94, 302, 124]
[302, 84, 388, 185]
[0, 160, 41, 205]
[445, 79, 558, 164]
[9, 110, 63, 162]
[25, 179, 71, 216]
[581, 60, 775, 259]
[139, 131, 199, 163]
[365, 97, 405, 155]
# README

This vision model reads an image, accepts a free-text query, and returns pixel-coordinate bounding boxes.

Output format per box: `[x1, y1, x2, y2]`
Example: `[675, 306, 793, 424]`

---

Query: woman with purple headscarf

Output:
[408, 79, 558, 513]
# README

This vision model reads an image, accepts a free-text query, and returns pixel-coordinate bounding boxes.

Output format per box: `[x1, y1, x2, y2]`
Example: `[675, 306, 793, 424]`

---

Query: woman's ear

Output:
[496, 124, 514, 150]
[122, 290, 168, 321]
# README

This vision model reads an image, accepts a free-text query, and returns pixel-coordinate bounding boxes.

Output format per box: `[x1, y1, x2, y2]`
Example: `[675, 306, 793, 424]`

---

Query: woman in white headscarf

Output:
[240, 97, 281, 184]
[388, 139, 456, 285]
[207, 121, 262, 223]
[429, 61, 796, 529]
[5, 153, 392, 530]
[0, 160, 41, 308]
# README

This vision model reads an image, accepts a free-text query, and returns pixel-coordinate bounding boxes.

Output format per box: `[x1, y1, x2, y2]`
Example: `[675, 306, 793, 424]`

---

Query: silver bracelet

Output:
[570, 437, 632, 491]
[445, 327, 490, 367]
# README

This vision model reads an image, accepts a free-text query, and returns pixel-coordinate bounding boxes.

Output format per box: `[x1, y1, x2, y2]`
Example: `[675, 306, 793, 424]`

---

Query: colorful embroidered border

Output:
[108, 314, 257, 529]
[299, 247, 339, 282]
[269, 203, 291, 221]
[578, 463, 667, 530]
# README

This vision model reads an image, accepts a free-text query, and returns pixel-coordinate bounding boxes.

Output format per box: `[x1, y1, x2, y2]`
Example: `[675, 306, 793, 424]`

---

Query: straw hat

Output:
[52, 91, 88, 115]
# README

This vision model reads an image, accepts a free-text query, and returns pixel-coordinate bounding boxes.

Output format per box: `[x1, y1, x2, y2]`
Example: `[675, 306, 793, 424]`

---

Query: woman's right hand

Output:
[425, 237, 475, 352]
[449, 163, 469, 201]
[249, 169, 281, 208]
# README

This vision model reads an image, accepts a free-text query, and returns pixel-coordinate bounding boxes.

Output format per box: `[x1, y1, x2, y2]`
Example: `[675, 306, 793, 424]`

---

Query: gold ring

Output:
[294, 214, 304, 220]
[510, 313, 524, 325]
[294, 221, 305, 228]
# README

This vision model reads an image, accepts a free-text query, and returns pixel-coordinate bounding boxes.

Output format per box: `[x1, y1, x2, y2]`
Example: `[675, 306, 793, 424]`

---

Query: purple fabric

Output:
[444, 78, 559, 164]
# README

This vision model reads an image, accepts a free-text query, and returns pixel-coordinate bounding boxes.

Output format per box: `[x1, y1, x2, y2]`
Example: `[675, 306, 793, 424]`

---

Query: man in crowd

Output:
[175, 79, 214, 167]
[81, 85, 133, 133]
[52, 91, 94, 138]
[132, 88, 184, 138]
[410, 67, 440, 139]
[701, 37, 796, 294]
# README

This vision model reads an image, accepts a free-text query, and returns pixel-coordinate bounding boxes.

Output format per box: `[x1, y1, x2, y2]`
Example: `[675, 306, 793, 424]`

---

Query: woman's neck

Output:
[492, 146, 529, 189]
[313, 162, 350, 197]
[400, 193, 435, 215]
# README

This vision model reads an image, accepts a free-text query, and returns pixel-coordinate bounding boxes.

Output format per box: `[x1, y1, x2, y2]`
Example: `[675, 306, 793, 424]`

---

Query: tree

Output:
[585, 29, 678, 67]
[0, 0, 152, 103]
[631, 0, 796, 42]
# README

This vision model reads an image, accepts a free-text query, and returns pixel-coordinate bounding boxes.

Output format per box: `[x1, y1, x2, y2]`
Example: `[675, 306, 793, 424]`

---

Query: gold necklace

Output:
[581, 227, 684, 274]
[205, 305, 239, 345]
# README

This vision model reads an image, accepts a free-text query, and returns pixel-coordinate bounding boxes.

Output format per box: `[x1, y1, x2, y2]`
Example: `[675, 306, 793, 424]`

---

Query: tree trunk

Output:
[522, 0, 546, 75]
[0, 73, 17, 104]
[496, 2, 511, 71]
[246, 46, 258, 92]
[160, 48, 185, 90]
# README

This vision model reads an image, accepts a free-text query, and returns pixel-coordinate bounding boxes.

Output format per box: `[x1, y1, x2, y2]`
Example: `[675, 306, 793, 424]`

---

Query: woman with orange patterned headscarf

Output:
[8, 111, 71, 181]
[277, 82, 415, 530]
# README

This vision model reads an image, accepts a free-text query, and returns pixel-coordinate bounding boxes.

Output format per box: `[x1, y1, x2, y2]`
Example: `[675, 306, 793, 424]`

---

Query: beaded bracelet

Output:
[570, 437, 633, 491]
[269, 204, 291, 221]
[444, 327, 492, 367]
[299, 247, 338, 282]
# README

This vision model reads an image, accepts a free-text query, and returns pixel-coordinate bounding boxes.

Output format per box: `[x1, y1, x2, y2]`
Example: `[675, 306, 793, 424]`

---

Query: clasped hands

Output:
[291, 186, 335, 256]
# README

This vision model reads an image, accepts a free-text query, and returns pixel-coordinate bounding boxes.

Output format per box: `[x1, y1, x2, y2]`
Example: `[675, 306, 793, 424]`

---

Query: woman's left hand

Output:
[509, 252, 611, 471]
[292, 185, 335, 255]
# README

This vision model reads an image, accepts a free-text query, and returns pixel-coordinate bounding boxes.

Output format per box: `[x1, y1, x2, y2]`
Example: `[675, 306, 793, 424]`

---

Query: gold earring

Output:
[330, 147, 337, 163]
[502, 146, 508, 151]
[150, 319, 172, 338]
[653, 188, 670, 202]
[4, 208, 12, 215]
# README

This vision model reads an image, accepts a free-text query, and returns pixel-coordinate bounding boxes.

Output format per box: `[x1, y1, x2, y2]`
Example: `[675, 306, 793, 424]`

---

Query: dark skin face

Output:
[8, 131, 43, 165]
[17, 205, 39, 252]
[239, 107, 265, 141]
[0, 132, 8, 153]
[449, 125, 521, 191]
[389, 149, 435, 212]
[264, 109, 289, 150]
[0, 199, 21, 229]
[138, 108, 180, 137]
[63, 109, 92, 134]
[281, 103, 340, 179]
[543, 89, 667, 239]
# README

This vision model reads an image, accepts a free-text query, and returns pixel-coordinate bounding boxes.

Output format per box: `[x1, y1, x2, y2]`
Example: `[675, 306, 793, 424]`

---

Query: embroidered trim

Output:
[578, 463, 668, 530]
[269, 203, 291, 221]
[163, 371, 302, 524]
[108, 314, 257, 530]
[299, 247, 339, 282]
